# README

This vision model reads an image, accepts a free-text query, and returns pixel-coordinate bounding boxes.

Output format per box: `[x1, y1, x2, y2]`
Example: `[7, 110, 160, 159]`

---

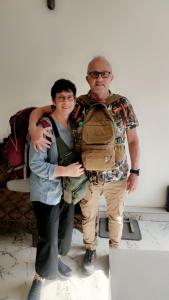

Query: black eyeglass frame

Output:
[88, 71, 111, 79]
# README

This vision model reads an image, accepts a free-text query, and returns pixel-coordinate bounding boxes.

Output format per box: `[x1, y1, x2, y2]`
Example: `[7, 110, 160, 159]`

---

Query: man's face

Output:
[86, 59, 113, 96]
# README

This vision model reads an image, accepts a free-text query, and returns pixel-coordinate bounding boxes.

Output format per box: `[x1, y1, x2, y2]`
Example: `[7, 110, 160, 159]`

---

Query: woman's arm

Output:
[29, 143, 84, 179]
[28, 105, 53, 151]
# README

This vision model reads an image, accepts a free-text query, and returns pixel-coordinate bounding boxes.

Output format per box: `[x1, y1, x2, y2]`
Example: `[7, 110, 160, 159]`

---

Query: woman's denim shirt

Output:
[29, 118, 73, 205]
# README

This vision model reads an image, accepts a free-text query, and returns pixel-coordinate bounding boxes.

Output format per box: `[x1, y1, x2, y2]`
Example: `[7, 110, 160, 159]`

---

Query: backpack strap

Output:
[79, 93, 123, 106]
[43, 114, 60, 138]
[78, 94, 95, 106]
[106, 94, 123, 105]
[43, 114, 77, 166]
[73, 93, 125, 126]
[83, 103, 114, 124]
[78, 94, 123, 124]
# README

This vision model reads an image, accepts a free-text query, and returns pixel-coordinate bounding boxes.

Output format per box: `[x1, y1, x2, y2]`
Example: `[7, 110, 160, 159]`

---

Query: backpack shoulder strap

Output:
[42, 114, 64, 163]
[82, 105, 96, 124]
[44, 114, 74, 153]
[74, 94, 123, 124]
[83, 103, 114, 124]
[44, 115, 78, 166]
[78, 94, 91, 106]
[79, 94, 123, 106]
[43, 114, 60, 138]
[106, 94, 123, 105]
[72, 95, 90, 125]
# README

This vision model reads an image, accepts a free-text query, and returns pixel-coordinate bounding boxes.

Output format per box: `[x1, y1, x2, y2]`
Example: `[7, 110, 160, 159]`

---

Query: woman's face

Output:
[53, 90, 76, 116]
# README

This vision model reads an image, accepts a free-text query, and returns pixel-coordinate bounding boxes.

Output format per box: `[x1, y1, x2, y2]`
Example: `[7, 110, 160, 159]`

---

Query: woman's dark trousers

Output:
[33, 199, 74, 280]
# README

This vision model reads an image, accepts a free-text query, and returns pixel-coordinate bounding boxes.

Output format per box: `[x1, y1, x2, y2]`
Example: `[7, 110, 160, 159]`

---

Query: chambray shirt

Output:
[29, 118, 73, 205]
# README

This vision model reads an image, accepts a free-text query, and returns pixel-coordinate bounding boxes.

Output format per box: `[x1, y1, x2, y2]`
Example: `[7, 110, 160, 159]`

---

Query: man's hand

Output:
[127, 173, 138, 193]
[31, 127, 52, 152]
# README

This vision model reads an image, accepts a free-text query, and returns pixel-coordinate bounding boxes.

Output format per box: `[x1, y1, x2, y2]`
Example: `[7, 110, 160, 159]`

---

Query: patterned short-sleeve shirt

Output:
[72, 91, 139, 181]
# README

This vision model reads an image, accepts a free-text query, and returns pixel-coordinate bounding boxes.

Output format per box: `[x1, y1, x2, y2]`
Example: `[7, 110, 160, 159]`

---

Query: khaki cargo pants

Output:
[80, 179, 127, 249]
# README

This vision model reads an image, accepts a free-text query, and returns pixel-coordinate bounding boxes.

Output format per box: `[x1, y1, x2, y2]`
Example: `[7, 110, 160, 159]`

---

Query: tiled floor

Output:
[0, 229, 109, 300]
[0, 208, 169, 300]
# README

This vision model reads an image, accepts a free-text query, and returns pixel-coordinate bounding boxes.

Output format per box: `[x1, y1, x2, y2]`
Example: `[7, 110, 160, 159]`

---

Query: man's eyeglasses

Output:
[88, 71, 111, 79]
[56, 95, 75, 102]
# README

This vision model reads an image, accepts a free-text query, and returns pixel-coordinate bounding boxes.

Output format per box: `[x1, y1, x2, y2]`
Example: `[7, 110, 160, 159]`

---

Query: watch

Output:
[130, 169, 140, 176]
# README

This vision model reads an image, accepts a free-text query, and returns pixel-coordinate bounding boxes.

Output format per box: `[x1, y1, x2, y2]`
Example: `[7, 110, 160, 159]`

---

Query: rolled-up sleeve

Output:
[123, 98, 139, 130]
[29, 125, 59, 180]
[29, 145, 57, 180]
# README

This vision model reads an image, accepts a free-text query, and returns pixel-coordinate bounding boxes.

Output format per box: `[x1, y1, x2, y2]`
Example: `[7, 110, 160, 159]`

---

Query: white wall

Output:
[0, 0, 169, 208]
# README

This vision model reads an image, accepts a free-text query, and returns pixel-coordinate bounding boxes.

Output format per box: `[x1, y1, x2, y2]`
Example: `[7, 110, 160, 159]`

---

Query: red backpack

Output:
[3, 107, 36, 178]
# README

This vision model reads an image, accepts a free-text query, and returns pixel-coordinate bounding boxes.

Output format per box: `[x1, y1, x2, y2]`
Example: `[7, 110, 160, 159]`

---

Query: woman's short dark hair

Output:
[51, 79, 76, 101]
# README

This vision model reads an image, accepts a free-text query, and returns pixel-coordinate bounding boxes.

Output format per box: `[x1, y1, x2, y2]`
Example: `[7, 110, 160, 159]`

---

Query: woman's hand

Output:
[65, 162, 84, 177]
[55, 162, 84, 177]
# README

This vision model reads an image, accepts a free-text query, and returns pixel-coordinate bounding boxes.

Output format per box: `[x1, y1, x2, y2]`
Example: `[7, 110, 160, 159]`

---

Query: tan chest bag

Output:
[80, 95, 125, 171]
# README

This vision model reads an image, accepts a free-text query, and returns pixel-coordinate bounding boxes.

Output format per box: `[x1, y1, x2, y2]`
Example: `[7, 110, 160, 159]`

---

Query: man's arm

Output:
[28, 105, 53, 151]
[126, 127, 140, 193]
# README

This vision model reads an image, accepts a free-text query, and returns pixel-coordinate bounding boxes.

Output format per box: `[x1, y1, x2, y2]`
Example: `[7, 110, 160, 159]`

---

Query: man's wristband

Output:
[130, 169, 140, 176]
